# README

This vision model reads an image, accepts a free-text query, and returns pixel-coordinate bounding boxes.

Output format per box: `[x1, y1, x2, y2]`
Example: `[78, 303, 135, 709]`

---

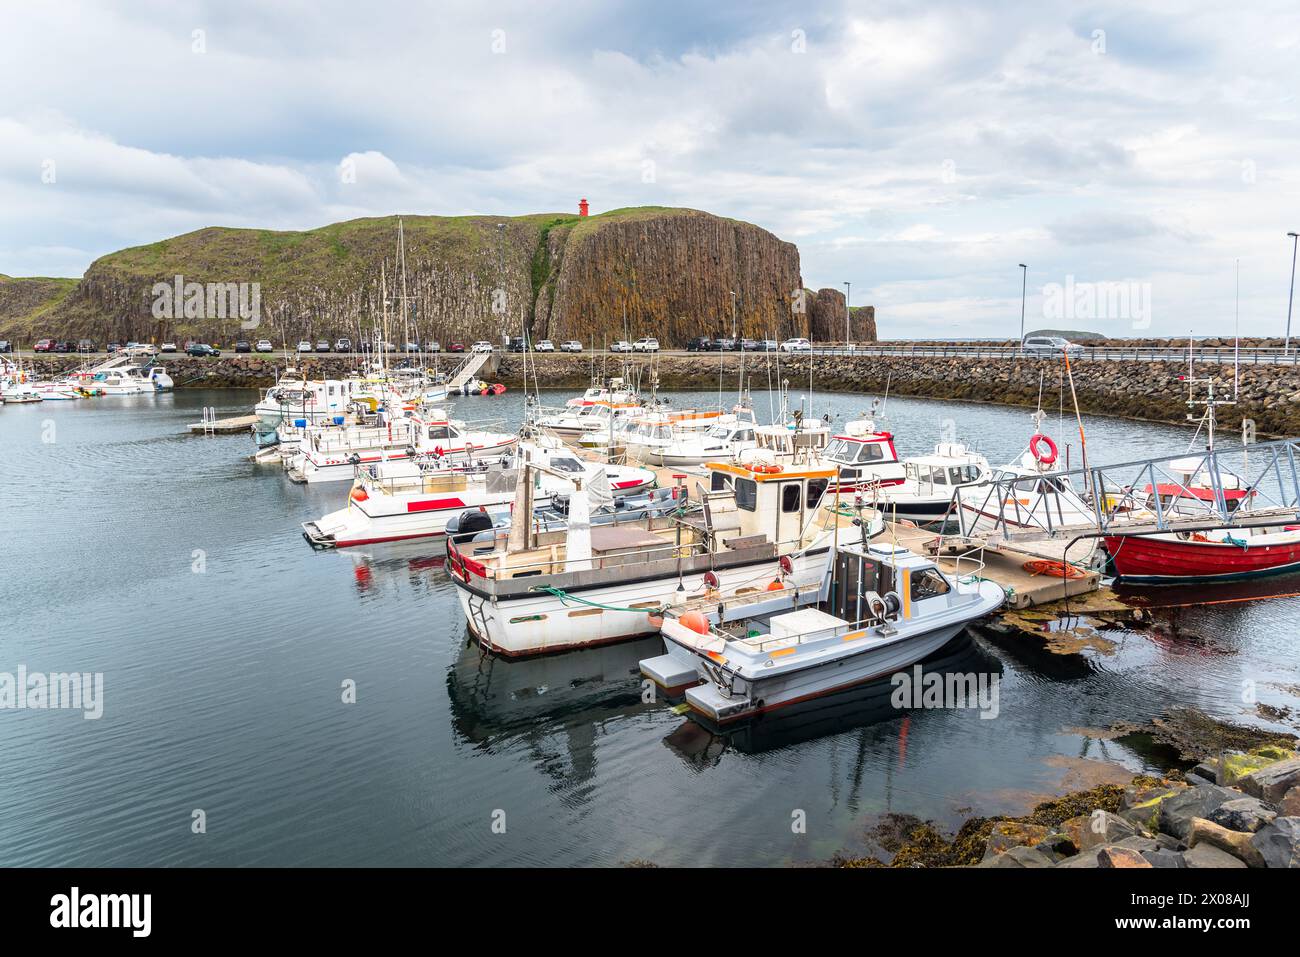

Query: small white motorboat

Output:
[640, 537, 1004, 724]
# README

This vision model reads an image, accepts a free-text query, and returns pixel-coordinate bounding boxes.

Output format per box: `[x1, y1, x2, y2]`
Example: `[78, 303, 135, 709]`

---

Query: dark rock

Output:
[1237, 758, 1300, 803]
[1183, 843, 1248, 868]
[1141, 848, 1187, 868]
[982, 821, 1050, 860]
[1055, 847, 1104, 868]
[1209, 797, 1277, 834]
[1159, 784, 1238, 840]
[1249, 817, 1300, 868]
[1098, 845, 1153, 868]
[1078, 810, 1139, 851]
[1187, 818, 1265, 867]
[976, 844, 1055, 868]
[1280, 787, 1300, 818]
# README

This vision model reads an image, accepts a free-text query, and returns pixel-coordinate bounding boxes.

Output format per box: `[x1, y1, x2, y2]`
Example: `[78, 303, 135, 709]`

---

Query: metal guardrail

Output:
[956, 437, 1300, 540]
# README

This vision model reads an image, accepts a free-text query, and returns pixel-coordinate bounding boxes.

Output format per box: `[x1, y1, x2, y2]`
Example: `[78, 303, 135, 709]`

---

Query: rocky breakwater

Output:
[768, 354, 1300, 437]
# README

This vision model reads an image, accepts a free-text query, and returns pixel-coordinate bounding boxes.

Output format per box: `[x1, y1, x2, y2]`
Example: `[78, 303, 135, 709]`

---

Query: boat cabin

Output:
[704, 462, 834, 546]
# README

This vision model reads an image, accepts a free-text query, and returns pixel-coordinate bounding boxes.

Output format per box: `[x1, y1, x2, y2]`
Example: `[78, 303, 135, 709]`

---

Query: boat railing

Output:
[454, 526, 698, 583]
[950, 544, 988, 594]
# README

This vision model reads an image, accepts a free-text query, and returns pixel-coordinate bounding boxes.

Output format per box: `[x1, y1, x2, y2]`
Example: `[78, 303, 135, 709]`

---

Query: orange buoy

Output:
[350, 486, 369, 502]
[766, 579, 784, 591]
[679, 610, 709, 634]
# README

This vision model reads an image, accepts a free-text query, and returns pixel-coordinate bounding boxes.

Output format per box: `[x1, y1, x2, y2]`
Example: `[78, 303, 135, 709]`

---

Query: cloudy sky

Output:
[2, 0, 1298, 338]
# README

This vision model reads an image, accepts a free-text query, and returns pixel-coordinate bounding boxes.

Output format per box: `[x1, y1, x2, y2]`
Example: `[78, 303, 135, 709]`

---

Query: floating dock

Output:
[188, 413, 260, 434]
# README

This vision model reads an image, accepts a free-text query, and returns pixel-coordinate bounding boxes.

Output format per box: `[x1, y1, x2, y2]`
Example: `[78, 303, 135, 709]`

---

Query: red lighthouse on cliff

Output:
[578, 198, 589, 217]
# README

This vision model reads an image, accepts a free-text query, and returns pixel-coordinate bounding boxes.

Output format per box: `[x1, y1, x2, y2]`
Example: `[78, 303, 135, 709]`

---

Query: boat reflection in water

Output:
[446, 634, 661, 750]
[661, 632, 1002, 758]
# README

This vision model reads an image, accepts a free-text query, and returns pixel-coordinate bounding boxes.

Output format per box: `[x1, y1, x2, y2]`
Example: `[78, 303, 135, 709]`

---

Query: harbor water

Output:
[1, 387, 1297, 866]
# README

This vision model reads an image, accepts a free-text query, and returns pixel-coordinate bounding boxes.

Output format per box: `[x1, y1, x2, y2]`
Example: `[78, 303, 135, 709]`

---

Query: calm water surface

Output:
[1, 386, 1297, 866]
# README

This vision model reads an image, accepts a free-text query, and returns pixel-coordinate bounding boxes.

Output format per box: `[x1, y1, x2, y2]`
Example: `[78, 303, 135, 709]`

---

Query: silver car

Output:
[1021, 335, 1084, 357]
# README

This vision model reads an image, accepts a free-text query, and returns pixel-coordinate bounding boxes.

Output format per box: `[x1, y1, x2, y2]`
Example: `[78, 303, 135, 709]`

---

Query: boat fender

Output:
[779, 555, 794, 576]
[350, 486, 368, 503]
[1028, 433, 1058, 466]
[703, 571, 720, 589]
[680, 611, 710, 634]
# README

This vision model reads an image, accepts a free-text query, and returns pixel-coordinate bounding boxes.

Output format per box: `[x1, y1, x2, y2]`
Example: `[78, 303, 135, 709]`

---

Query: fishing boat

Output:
[90, 363, 172, 395]
[623, 407, 759, 467]
[1102, 382, 1300, 582]
[877, 442, 992, 524]
[286, 407, 517, 483]
[1, 379, 43, 403]
[302, 444, 656, 549]
[814, 419, 906, 493]
[957, 428, 1094, 536]
[447, 456, 881, 657]
[639, 535, 1004, 724]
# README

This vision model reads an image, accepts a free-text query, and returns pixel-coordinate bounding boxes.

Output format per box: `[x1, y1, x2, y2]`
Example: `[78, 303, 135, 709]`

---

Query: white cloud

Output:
[1, 0, 1298, 338]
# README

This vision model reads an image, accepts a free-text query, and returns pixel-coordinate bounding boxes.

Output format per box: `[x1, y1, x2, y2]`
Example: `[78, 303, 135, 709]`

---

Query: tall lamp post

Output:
[730, 290, 737, 340]
[1017, 263, 1028, 347]
[843, 281, 851, 345]
[1286, 232, 1299, 356]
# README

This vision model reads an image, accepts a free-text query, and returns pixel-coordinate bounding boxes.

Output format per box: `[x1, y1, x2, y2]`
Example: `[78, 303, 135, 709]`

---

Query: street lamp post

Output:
[843, 281, 851, 345]
[1017, 263, 1028, 348]
[730, 290, 737, 340]
[1286, 233, 1299, 356]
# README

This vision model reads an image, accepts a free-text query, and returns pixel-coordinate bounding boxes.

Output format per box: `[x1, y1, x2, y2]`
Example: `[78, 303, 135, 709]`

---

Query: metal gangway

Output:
[445, 351, 492, 392]
[955, 437, 1300, 547]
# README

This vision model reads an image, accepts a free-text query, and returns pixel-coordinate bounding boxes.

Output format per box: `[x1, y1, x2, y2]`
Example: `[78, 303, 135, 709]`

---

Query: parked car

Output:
[448, 342, 466, 353]
[382, 341, 399, 353]
[1022, 335, 1084, 357]
[633, 337, 659, 352]
[335, 337, 352, 353]
[160, 342, 178, 353]
[610, 340, 632, 353]
[686, 337, 711, 352]
[780, 337, 812, 352]
[472, 341, 494, 353]
[106, 342, 121, 353]
[234, 340, 252, 353]
[55, 340, 76, 353]
[508, 337, 527, 353]
[0, 340, 11, 354]
[710, 337, 735, 351]
[403, 341, 420, 353]
[358, 340, 374, 353]
[255, 339, 274, 353]
[316, 340, 331, 353]
[738, 338, 758, 351]
[77, 338, 96, 352]
[423, 341, 441, 353]
[536, 339, 555, 352]
[34, 339, 54, 352]
[297, 340, 313, 353]
[560, 340, 583, 352]
[187, 343, 221, 357]
[760, 339, 778, 352]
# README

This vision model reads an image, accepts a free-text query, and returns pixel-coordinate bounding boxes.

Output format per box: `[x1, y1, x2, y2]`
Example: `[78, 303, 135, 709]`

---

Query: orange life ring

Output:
[1029, 433, 1058, 466]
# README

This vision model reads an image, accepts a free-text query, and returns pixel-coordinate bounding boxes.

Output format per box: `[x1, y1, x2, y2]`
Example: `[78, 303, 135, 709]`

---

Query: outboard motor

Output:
[449, 510, 495, 545]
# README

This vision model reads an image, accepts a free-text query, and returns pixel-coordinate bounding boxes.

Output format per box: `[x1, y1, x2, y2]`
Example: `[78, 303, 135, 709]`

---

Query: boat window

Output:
[706, 426, 729, 438]
[855, 443, 886, 463]
[737, 430, 754, 442]
[806, 478, 828, 509]
[910, 567, 951, 601]
[550, 457, 583, 473]
[1013, 478, 1037, 493]
[932, 468, 948, 485]
[428, 426, 452, 440]
[735, 477, 758, 511]
[710, 471, 733, 492]
[781, 482, 802, 513]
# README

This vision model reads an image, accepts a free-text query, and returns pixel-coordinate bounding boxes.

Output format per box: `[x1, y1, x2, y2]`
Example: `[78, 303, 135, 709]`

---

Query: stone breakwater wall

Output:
[31, 352, 1300, 435]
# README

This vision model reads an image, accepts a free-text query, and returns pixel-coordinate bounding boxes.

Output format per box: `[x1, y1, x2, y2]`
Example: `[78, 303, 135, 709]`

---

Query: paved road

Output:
[8, 344, 1298, 365]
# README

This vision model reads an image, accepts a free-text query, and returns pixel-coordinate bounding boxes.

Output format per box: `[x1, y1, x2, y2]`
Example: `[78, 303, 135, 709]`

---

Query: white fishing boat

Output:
[303, 444, 656, 548]
[877, 442, 992, 524]
[536, 399, 646, 441]
[564, 377, 641, 408]
[1, 379, 43, 403]
[640, 537, 1004, 724]
[89, 363, 172, 395]
[627, 408, 759, 467]
[813, 420, 907, 493]
[447, 457, 882, 657]
[286, 407, 518, 483]
[254, 370, 374, 430]
[957, 431, 1094, 536]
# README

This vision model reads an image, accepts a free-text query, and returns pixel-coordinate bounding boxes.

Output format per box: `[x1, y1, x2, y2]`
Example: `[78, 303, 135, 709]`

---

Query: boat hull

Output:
[453, 549, 832, 657]
[1103, 532, 1300, 583]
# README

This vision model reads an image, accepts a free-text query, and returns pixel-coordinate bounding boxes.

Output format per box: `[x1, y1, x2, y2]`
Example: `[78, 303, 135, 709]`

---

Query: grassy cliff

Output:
[1, 207, 811, 347]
